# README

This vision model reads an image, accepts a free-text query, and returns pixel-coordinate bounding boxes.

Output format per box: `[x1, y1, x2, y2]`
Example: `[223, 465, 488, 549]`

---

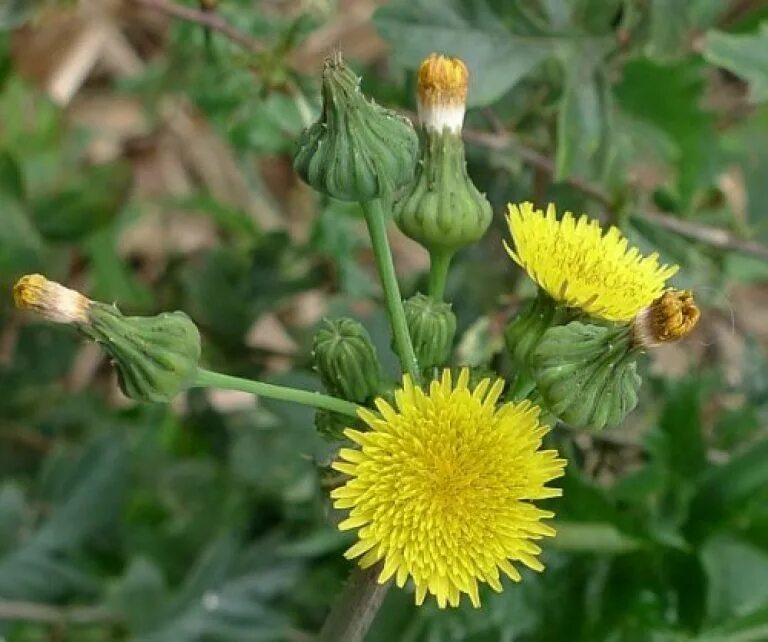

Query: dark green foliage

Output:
[1, 1, 768, 641]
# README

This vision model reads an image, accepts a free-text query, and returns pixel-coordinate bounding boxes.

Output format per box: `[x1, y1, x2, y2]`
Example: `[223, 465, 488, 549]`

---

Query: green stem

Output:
[191, 368, 360, 418]
[361, 199, 421, 383]
[428, 248, 453, 301]
[318, 566, 389, 642]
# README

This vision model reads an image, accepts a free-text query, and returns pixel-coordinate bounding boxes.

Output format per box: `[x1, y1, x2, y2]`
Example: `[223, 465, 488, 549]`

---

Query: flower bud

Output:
[14, 274, 90, 325]
[504, 292, 572, 367]
[530, 322, 641, 431]
[294, 52, 418, 202]
[395, 54, 491, 254]
[401, 293, 456, 370]
[13, 274, 201, 403]
[84, 304, 201, 403]
[312, 318, 385, 403]
[631, 289, 700, 348]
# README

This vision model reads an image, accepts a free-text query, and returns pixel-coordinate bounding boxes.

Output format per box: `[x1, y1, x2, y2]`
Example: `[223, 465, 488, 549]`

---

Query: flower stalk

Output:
[192, 369, 360, 418]
[317, 566, 389, 642]
[361, 198, 421, 383]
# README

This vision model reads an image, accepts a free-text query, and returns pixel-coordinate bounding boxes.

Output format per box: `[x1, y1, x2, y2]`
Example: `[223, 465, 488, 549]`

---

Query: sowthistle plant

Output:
[12, 52, 700, 642]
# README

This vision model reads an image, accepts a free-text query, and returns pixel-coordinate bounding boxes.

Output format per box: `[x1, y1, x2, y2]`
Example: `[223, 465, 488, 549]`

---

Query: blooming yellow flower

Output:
[331, 369, 566, 608]
[504, 202, 679, 322]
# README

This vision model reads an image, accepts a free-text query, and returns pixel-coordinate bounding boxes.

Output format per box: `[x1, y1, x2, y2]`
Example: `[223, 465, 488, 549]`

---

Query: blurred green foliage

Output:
[1, 0, 768, 640]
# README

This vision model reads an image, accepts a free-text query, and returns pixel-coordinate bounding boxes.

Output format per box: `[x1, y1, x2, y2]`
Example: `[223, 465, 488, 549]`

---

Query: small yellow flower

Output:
[504, 202, 679, 322]
[331, 369, 566, 608]
[13, 274, 90, 324]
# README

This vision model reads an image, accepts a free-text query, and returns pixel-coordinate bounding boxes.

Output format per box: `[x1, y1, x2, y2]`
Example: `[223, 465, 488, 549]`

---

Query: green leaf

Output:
[550, 521, 643, 553]
[555, 38, 613, 179]
[109, 557, 168, 634]
[615, 59, 718, 206]
[374, 0, 551, 107]
[696, 605, 768, 642]
[657, 377, 708, 482]
[701, 535, 768, 624]
[685, 439, 768, 542]
[704, 23, 768, 103]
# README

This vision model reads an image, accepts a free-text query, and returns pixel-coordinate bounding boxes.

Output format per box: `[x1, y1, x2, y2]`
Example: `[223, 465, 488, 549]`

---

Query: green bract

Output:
[402, 293, 456, 370]
[312, 318, 385, 403]
[530, 322, 641, 431]
[395, 130, 491, 254]
[293, 54, 418, 202]
[85, 304, 201, 403]
[504, 292, 573, 367]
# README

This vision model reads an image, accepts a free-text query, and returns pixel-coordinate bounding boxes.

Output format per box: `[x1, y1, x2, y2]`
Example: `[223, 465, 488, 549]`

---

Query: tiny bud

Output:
[417, 53, 469, 133]
[401, 294, 456, 370]
[312, 318, 385, 403]
[13, 274, 90, 325]
[632, 290, 700, 348]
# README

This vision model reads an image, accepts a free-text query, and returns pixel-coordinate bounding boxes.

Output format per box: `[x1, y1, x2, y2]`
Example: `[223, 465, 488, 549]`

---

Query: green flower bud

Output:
[294, 53, 418, 202]
[13, 274, 201, 404]
[395, 130, 491, 254]
[530, 322, 641, 431]
[85, 303, 202, 403]
[401, 293, 456, 370]
[504, 292, 572, 367]
[314, 410, 366, 442]
[312, 318, 385, 403]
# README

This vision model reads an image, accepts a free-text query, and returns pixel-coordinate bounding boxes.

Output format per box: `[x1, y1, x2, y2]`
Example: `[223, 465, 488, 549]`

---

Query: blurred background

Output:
[1, 1, 768, 640]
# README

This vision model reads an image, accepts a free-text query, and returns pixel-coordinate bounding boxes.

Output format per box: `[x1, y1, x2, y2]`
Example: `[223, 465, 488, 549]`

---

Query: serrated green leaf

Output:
[374, 0, 552, 106]
[704, 24, 768, 103]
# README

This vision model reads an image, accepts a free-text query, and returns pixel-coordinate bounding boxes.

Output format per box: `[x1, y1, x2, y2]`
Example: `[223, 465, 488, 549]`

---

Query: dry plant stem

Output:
[361, 199, 421, 382]
[318, 566, 390, 642]
[0, 600, 119, 626]
[462, 128, 768, 261]
[131, 0, 263, 52]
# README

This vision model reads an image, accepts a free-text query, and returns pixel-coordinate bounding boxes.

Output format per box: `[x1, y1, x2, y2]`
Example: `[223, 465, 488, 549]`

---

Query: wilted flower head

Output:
[331, 369, 566, 608]
[632, 289, 700, 347]
[505, 202, 679, 322]
[417, 53, 469, 133]
[13, 274, 90, 324]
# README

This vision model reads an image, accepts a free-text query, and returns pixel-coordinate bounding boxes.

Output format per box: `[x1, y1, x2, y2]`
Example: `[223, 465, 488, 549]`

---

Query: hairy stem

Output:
[191, 369, 360, 418]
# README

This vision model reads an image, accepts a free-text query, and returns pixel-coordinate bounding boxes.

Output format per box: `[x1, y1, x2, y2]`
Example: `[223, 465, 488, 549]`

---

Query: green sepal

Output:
[84, 303, 201, 403]
[401, 293, 456, 370]
[294, 55, 418, 202]
[504, 291, 573, 368]
[312, 318, 385, 403]
[530, 322, 641, 431]
[395, 130, 491, 253]
[314, 410, 368, 442]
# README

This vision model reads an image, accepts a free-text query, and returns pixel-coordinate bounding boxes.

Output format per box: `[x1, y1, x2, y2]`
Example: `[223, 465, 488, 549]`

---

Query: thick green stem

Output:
[361, 199, 421, 383]
[191, 368, 360, 418]
[318, 566, 389, 642]
[428, 248, 453, 301]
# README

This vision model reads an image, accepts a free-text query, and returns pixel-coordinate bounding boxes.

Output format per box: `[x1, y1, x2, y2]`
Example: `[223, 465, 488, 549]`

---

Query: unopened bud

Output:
[312, 318, 385, 403]
[13, 274, 90, 325]
[632, 290, 700, 348]
[294, 52, 418, 202]
[401, 294, 456, 370]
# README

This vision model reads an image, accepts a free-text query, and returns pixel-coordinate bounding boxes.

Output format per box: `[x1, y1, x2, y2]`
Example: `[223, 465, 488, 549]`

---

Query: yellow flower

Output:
[331, 369, 566, 608]
[504, 202, 679, 322]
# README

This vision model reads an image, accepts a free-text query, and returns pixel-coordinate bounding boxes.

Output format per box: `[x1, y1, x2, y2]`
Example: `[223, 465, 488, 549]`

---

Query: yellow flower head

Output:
[504, 202, 679, 322]
[331, 369, 566, 608]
